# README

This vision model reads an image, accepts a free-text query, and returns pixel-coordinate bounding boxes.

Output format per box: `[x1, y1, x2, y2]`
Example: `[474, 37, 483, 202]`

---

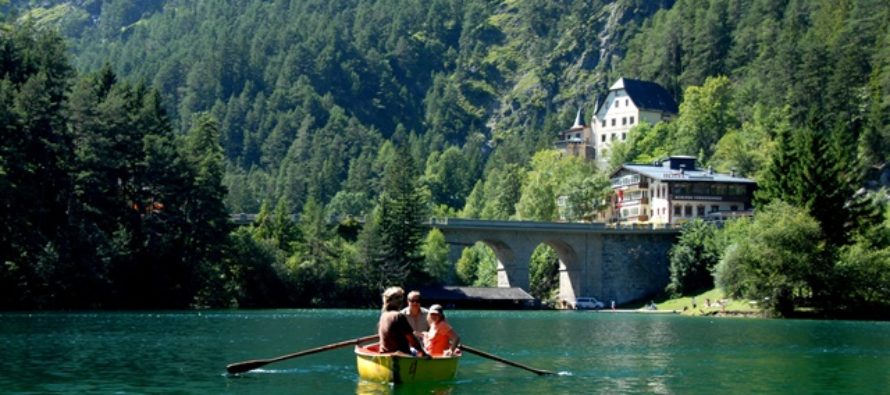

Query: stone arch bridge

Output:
[429, 218, 681, 305]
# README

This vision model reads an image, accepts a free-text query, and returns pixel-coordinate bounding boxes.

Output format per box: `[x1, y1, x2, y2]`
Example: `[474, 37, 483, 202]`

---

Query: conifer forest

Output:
[1, 0, 888, 317]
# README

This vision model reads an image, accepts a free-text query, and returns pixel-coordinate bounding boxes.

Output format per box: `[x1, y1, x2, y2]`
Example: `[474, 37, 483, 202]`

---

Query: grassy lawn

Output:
[649, 288, 762, 316]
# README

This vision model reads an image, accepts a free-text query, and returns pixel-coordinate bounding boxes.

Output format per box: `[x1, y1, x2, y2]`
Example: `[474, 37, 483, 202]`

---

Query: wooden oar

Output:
[227, 334, 378, 374]
[459, 344, 555, 375]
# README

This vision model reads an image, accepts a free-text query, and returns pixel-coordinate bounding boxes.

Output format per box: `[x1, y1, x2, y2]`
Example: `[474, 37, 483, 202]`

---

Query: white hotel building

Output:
[608, 156, 756, 225]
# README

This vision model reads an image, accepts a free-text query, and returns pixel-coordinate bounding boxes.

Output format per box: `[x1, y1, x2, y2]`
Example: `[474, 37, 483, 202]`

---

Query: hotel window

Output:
[601, 120, 606, 128]
[622, 117, 627, 125]
[684, 205, 693, 216]
[601, 134, 606, 142]
[731, 205, 738, 211]
[630, 116, 635, 124]
[622, 132, 626, 140]
[710, 205, 719, 213]
[697, 206, 705, 216]
[611, 133, 616, 141]
[611, 118, 616, 126]
[615, 100, 619, 108]
[674, 205, 682, 216]
[625, 99, 629, 106]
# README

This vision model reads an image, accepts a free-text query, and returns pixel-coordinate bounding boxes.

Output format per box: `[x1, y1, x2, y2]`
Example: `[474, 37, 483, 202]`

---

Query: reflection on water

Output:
[356, 380, 454, 395]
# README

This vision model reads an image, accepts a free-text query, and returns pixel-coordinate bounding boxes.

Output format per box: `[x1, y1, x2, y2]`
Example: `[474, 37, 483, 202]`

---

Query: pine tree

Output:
[755, 122, 799, 206]
[460, 180, 486, 219]
[375, 145, 429, 286]
[181, 114, 232, 307]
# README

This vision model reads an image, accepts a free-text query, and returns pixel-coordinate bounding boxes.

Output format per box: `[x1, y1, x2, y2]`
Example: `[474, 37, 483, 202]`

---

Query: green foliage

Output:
[560, 170, 611, 222]
[673, 76, 738, 161]
[5, 0, 889, 312]
[710, 105, 778, 178]
[225, 227, 290, 308]
[833, 237, 890, 315]
[757, 121, 880, 247]
[666, 219, 720, 296]
[480, 163, 525, 220]
[455, 242, 497, 287]
[472, 246, 498, 287]
[529, 245, 559, 302]
[715, 202, 825, 316]
[459, 180, 485, 219]
[423, 146, 474, 210]
[0, 26, 238, 308]
[375, 145, 429, 286]
[422, 229, 450, 283]
[617, 121, 674, 164]
[514, 150, 609, 222]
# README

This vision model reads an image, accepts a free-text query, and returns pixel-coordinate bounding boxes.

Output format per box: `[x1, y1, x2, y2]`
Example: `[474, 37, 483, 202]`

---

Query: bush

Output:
[666, 219, 720, 296]
[714, 201, 824, 316]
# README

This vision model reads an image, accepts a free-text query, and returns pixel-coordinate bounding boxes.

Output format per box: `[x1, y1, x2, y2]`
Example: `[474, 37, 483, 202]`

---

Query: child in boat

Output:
[423, 304, 460, 357]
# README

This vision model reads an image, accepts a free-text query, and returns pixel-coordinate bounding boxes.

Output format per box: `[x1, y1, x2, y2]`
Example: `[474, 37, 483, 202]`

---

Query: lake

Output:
[1, 310, 888, 394]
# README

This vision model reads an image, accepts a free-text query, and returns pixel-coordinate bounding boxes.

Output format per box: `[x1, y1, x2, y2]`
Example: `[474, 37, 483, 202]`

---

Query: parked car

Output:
[574, 297, 605, 310]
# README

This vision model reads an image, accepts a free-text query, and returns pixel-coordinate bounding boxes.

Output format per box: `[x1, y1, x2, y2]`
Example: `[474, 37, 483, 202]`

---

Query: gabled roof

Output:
[610, 77, 678, 114]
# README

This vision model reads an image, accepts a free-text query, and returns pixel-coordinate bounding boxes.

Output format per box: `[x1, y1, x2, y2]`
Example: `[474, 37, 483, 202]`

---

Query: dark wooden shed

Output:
[415, 286, 537, 309]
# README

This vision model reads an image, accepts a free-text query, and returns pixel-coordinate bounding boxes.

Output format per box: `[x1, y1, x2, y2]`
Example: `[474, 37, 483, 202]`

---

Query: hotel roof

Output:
[612, 157, 756, 184]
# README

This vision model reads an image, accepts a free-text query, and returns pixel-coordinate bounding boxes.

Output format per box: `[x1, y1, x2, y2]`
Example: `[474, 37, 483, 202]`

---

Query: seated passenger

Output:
[377, 286, 428, 357]
[423, 304, 460, 356]
[399, 290, 430, 336]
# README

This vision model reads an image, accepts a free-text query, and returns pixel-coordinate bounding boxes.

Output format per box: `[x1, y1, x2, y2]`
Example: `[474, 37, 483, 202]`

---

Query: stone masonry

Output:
[431, 218, 679, 305]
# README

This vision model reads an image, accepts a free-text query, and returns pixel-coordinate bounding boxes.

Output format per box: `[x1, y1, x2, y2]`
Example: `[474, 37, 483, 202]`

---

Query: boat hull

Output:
[355, 344, 460, 383]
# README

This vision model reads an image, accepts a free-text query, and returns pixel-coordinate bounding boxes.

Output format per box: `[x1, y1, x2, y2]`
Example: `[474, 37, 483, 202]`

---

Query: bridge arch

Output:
[538, 239, 582, 304]
[433, 218, 678, 305]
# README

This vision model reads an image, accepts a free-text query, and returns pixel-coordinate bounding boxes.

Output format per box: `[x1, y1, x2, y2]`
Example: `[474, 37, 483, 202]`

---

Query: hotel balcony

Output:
[611, 174, 648, 188]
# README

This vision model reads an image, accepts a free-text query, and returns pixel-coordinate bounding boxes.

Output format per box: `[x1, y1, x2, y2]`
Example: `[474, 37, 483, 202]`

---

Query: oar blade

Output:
[226, 359, 270, 374]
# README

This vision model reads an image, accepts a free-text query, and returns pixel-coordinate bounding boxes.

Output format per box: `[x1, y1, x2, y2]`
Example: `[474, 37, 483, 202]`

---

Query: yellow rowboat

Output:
[355, 344, 460, 383]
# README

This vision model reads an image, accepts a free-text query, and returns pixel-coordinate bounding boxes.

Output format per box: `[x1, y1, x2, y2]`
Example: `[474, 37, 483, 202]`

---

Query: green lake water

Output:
[1, 310, 888, 394]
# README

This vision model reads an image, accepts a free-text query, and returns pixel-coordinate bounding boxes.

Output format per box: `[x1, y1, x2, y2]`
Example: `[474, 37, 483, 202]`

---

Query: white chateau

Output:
[556, 77, 679, 169]
[556, 78, 757, 225]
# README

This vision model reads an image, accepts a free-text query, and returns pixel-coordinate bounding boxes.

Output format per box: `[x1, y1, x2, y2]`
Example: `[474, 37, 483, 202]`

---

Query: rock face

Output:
[486, 0, 675, 140]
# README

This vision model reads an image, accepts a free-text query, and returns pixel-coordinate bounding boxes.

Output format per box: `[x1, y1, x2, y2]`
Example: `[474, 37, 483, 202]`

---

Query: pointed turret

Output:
[572, 107, 586, 129]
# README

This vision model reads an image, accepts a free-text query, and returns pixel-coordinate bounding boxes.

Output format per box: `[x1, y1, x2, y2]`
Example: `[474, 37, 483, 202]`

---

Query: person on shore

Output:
[378, 287, 428, 357]
[400, 290, 430, 336]
[423, 304, 460, 357]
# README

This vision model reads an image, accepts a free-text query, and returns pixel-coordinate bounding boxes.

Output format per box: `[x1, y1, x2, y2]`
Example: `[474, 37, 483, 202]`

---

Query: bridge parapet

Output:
[428, 217, 682, 234]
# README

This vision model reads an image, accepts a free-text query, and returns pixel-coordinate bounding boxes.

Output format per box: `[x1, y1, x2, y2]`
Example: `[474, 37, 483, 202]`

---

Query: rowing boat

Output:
[355, 344, 460, 383]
